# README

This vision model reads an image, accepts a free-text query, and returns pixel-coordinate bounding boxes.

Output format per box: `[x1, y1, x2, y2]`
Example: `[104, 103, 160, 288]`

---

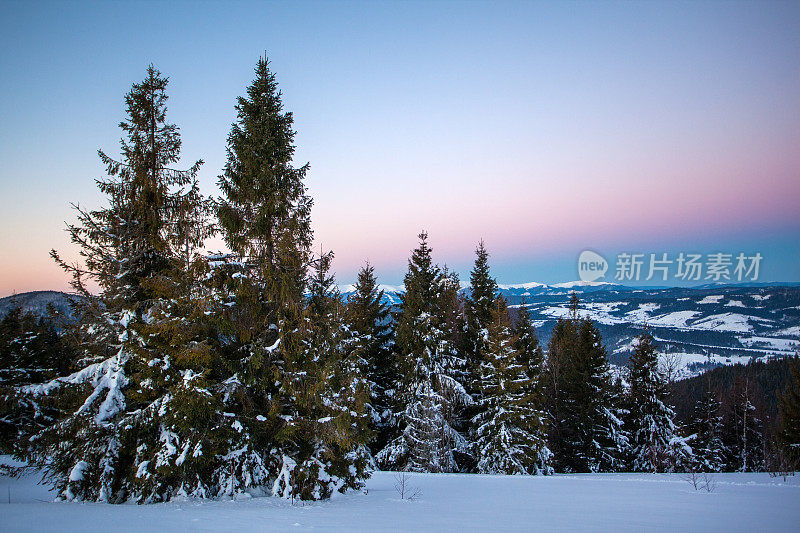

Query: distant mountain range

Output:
[4, 282, 798, 380]
[339, 281, 800, 379]
[336, 280, 630, 306]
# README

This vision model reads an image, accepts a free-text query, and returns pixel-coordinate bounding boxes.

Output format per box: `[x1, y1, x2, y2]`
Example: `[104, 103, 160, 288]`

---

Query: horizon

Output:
[1, 1, 798, 296]
[4, 279, 800, 302]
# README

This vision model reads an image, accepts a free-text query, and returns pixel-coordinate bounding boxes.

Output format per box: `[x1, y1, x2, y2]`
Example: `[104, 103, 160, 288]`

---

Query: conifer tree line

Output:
[670, 355, 800, 474]
[2, 58, 799, 504]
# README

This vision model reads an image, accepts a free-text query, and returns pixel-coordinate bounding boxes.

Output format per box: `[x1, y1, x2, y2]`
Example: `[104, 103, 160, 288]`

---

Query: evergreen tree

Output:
[462, 241, 499, 406]
[777, 353, 800, 469]
[512, 301, 545, 387]
[542, 294, 627, 473]
[376, 232, 470, 472]
[460, 242, 501, 468]
[473, 301, 552, 474]
[568, 291, 580, 319]
[464, 241, 499, 369]
[558, 317, 627, 472]
[28, 65, 218, 503]
[730, 376, 764, 472]
[438, 266, 468, 368]
[627, 330, 689, 472]
[51, 65, 203, 312]
[214, 57, 367, 499]
[467, 242, 497, 326]
[391, 232, 441, 410]
[436, 266, 473, 469]
[215, 55, 311, 370]
[543, 316, 578, 468]
[277, 251, 371, 500]
[689, 385, 728, 472]
[345, 263, 396, 456]
[512, 301, 550, 455]
[217, 57, 313, 277]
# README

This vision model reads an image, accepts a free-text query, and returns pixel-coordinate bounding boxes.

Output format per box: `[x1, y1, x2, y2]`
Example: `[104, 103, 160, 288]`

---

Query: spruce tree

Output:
[217, 56, 313, 275]
[438, 266, 468, 370]
[512, 301, 550, 455]
[730, 376, 764, 472]
[464, 241, 499, 387]
[437, 267, 473, 469]
[391, 232, 441, 412]
[568, 291, 580, 319]
[51, 65, 203, 311]
[473, 301, 552, 474]
[558, 317, 627, 472]
[28, 65, 219, 503]
[543, 316, 578, 469]
[466, 242, 498, 338]
[467, 241, 497, 322]
[627, 330, 689, 472]
[377, 232, 470, 472]
[280, 252, 371, 500]
[215, 57, 367, 499]
[543, 294, 628, 473]
[512, 301, 545, 386]
[690, 385, 728, 472]
[345, 263, 396, 456]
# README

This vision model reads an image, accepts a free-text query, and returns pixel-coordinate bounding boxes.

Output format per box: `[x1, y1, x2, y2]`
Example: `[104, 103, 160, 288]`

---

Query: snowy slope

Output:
[1, 460, 798, 532]
[505, 284, 800, 378]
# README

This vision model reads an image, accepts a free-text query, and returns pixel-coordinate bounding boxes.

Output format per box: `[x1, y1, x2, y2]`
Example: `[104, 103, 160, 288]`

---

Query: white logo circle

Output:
[578, 250, 608, 282]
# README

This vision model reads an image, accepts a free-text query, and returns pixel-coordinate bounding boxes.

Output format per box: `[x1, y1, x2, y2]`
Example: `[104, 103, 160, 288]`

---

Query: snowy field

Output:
[2, 461, 799, 532]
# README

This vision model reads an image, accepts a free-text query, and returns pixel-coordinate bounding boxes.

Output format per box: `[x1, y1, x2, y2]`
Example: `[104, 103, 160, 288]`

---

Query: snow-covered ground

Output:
[690, 312, 773, 334]
[538, 305, 626, 326]
[2, 460, 798, 532]
[659, 351, 753, 380]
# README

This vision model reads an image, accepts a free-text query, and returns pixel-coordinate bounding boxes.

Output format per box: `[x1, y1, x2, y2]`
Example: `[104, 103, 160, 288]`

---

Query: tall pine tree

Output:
[463, 241, 499, 393]
[557, 317, 627, 472]
[730, 376, 764, 472]
[377, 232, 470, 472]
[215, 57, 367, 499]
[345, 263, 396, 456]
[627, 330, 689, 472]
[473, 300, 552, 474]
[689, 383, 728, 472]
[512, 301, 544, 388]
[29, 65, 219, 503]
[544, 319, 571, 467]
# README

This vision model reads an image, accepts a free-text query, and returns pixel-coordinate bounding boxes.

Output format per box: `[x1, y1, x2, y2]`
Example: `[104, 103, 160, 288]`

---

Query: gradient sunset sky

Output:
[1, 0, 798, 296]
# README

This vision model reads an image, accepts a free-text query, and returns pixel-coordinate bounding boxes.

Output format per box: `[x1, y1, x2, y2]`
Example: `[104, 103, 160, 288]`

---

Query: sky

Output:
[1, 0, 798, 296]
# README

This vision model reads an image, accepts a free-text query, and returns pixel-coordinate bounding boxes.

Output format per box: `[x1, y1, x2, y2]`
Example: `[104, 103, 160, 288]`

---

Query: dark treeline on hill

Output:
[0, 291, 77, 321]
[670, 357, 794, 425]
[668, 356, 800, 473]
[669, 357, 800, 473]
[1, 59, 799, 505]
[0, 306, 77, 453]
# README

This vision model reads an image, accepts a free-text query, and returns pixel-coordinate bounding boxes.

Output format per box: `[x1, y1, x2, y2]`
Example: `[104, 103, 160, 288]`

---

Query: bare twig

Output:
[683, 469, 715, 492]
[394, 472, 422, 501]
